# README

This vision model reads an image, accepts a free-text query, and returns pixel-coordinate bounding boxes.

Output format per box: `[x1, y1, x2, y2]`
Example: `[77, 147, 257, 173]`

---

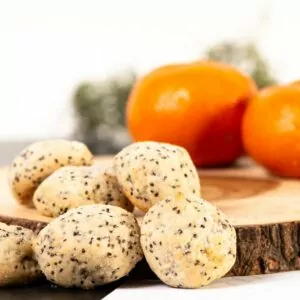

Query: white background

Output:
[1, 0, 300, 140]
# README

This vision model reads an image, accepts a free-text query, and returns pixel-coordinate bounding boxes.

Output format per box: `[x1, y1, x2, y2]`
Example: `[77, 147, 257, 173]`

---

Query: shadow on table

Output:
[0, 278, 125, 300]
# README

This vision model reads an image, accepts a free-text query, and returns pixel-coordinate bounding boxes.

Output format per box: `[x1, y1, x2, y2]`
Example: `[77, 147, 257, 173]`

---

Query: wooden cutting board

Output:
[0, 156, 300, 277]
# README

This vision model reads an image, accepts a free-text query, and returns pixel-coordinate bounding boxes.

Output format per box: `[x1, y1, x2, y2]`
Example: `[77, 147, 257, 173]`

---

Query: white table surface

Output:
[104, 271, 300, 299]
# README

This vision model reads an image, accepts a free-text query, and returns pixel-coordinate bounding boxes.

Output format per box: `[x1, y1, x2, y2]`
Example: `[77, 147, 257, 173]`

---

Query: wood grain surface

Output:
[0, 156, 300, 276]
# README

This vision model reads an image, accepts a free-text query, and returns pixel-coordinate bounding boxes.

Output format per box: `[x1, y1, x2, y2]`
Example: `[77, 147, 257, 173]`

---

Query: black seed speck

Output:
[222, 223, 228, 229]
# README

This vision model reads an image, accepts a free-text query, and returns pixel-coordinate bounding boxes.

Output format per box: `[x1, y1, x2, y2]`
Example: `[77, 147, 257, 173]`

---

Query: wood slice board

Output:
[0, 156, 300, 277]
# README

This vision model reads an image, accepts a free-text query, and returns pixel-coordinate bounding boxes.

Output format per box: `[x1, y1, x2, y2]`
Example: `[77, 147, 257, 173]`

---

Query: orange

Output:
[126, 61, 257, 167]
[290, 80, 300, 86]
[242, 84, 300, 177]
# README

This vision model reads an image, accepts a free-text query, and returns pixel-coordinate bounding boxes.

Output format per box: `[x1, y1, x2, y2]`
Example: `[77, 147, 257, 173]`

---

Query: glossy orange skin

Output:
[126, 61, 257, 167]
[243, 85, 300, 177]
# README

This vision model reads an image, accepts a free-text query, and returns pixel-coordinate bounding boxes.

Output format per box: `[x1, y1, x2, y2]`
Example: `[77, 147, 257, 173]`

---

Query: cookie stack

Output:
[1, 140, 236, 289]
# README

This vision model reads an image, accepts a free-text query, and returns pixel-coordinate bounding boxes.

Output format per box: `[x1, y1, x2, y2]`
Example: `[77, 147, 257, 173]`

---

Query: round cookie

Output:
[113, 141, 201, 212]
[34, 204, 143, 289]
[95, 167, 133, 212]
[8, 139, 93, 205]
[33, 166, 133, 217]
[0, 222, 41, 286]
[140, 195, 236, 288]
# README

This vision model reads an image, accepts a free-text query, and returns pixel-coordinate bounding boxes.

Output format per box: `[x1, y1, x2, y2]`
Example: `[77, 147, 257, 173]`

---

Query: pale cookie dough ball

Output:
[34, 204, 143, 289]
[141, 195, 236, 288]
[113, 141, 200, 212]
[0, 223, 41, 286]
[8, 139, 93, 205]
[33, 166, 133, 217]
[33, 166, 97, 217]
[95, 167, 133, 212]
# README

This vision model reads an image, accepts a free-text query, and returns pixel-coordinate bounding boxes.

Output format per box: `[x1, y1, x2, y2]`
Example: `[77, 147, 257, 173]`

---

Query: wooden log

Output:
[230, 222, 300, 276]
[0, 156, 299, 276]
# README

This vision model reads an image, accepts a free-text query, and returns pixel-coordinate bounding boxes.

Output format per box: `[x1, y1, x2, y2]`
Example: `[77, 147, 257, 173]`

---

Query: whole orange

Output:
[242, 84, 300, 177]
[126, 61, 257, 167]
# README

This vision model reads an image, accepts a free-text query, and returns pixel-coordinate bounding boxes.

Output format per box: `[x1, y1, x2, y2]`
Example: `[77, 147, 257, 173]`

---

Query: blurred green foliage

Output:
[204, 41, 277, 89]
[72, 71, 136, 144]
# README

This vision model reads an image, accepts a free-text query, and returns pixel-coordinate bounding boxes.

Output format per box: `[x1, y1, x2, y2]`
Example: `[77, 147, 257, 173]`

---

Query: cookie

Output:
[34, 204, 143, 289]
[33, 166, 133, 217]
[0, 222, 41, 286]
[94, 167, 133, 212]
[140, 195, 236, 288]
[8, 139, 93, 205]
[113, 141, 200, 212]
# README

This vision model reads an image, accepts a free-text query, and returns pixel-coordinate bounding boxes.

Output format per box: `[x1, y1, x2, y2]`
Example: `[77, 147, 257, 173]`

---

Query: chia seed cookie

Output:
[8, 139, 93, 205]
[113, 141, 200, 212]
[33, 166, 133, 217]
[0, 222, 41, 286]
[95, 167, 133, 212]
[140, 195, 236, 288]
[34, 204, 143, 289]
